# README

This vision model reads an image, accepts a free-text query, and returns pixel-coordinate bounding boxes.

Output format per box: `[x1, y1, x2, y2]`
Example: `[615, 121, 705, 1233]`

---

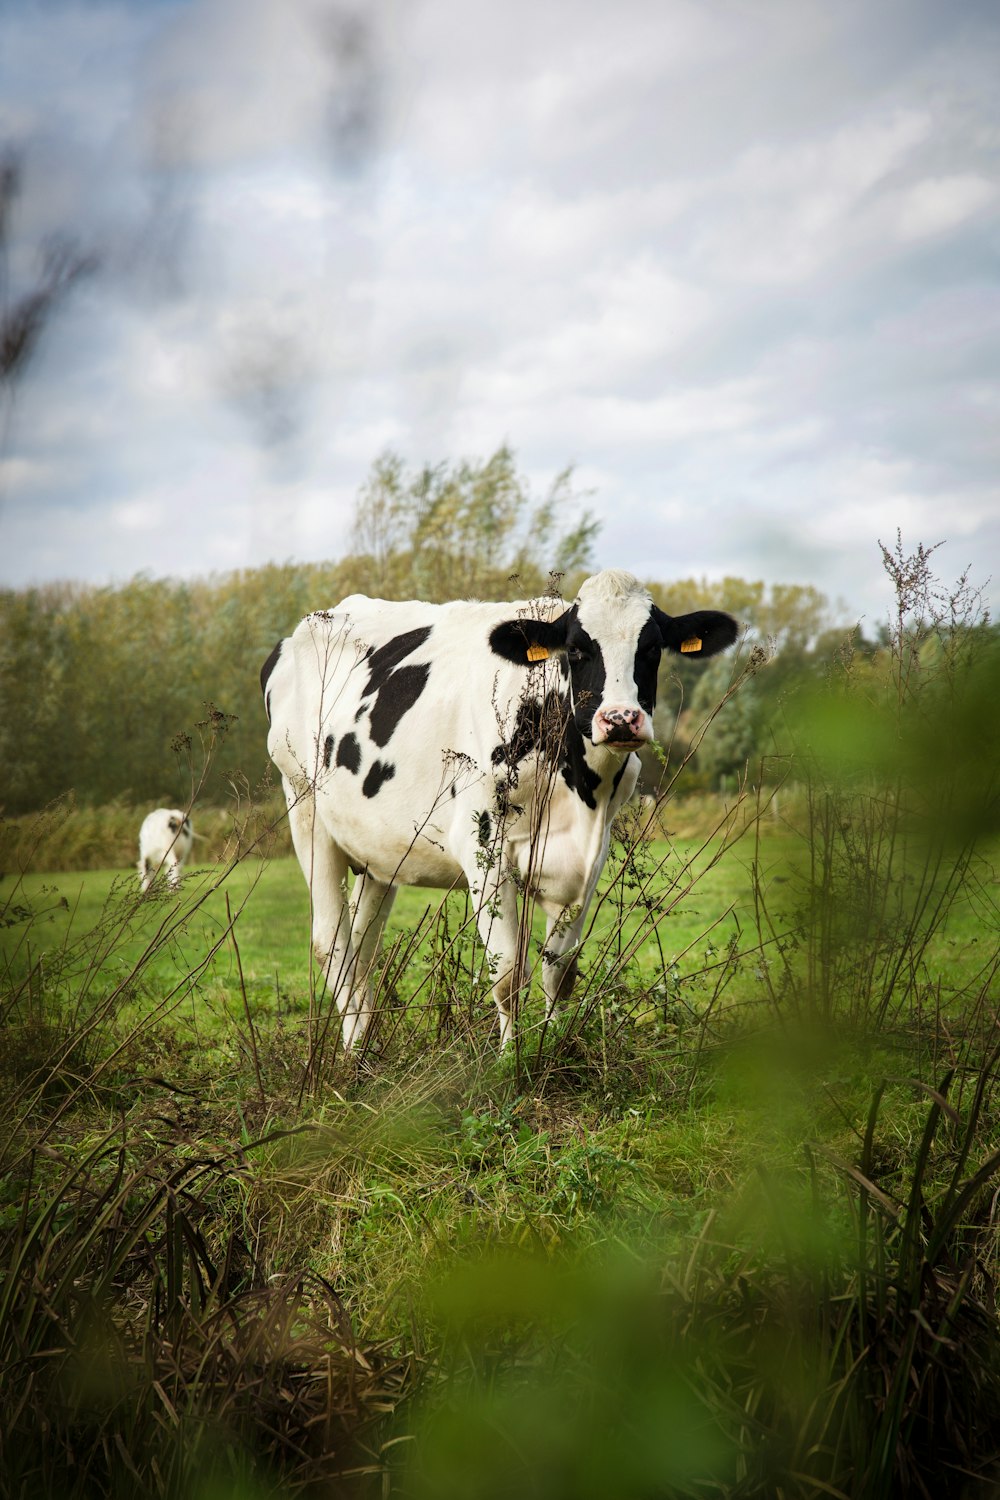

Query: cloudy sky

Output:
[1, 0, 998, 626]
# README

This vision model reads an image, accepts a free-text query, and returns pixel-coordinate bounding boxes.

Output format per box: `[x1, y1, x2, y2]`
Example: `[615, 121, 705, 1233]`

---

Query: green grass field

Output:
[3, 816, 992, 1044]
[3, 810, 1000, 1499]
[0, 832, 767, 1042]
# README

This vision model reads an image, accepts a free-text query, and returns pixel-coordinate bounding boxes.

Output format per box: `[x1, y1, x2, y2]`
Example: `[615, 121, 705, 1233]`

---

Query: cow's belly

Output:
[314, 779, 466, 889]
[350, 838, 465, 890]
[507, 824, 606, 913]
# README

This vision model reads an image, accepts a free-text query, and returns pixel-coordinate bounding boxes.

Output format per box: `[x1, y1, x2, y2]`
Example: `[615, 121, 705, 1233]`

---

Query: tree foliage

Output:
[0, 445, 872, 816]
[0, 446, 598, 815]
[346, 445, 599, 601]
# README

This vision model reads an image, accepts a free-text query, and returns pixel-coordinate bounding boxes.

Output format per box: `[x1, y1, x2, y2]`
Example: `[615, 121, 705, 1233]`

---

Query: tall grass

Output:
[0, 1121, 412, 1498]
[0, 766, 420, 1496]
[396, 1056, 1000, 1499]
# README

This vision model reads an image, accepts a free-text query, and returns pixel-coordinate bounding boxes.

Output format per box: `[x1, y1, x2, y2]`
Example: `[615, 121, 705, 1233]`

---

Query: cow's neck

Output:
[558, 718, 632, 813]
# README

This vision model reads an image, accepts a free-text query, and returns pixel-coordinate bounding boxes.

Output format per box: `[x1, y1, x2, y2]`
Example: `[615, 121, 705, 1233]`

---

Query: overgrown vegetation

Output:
[1, 538, 999, 1497]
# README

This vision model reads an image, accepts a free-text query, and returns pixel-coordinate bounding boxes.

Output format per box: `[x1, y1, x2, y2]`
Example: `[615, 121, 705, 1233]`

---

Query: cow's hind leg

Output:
[283, 778, 360, 1048]
[344, 871, 397, 1049]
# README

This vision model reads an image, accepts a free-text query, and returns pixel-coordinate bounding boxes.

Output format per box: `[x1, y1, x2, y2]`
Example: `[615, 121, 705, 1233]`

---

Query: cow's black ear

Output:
[652, 606, 738, 659]
[489, 609, 571, 666]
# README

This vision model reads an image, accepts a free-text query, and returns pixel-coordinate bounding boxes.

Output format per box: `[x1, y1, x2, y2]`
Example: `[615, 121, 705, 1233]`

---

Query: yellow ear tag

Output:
[527, 644, 549, 662]
[680, 636, 702, 654]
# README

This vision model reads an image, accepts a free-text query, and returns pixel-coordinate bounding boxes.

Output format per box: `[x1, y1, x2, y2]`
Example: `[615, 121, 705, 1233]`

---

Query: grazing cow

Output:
[138, 808, 194, 891]
[262, 570, 737, 1049]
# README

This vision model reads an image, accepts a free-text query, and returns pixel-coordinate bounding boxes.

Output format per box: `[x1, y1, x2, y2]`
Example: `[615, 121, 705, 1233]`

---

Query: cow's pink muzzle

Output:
[592, 707, 651, 749]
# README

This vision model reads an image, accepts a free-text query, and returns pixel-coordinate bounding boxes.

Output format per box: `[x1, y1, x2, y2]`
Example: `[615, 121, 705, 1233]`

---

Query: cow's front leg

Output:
[541, 910, 585, 1019]
[540, 846, 607, 1022]
[468, 858, 523, 1050]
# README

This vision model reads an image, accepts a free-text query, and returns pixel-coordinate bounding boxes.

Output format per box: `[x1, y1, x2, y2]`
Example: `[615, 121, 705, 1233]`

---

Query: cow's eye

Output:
[567, 646, 587, 663]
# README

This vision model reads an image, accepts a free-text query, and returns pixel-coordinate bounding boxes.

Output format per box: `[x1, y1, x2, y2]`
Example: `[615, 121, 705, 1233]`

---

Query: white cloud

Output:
[0, 455, 58, 493]
[692, 109, 935, 285]
[894, 173, 998, 240]
[458, 262, 711, 408]
[496, 179, 699, 277]
[390, 0, 733, 174]
[112, 497, 164, 532]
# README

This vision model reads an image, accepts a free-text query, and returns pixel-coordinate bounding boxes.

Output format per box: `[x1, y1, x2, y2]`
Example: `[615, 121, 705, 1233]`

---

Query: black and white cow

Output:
[138, 808, 194, 891]
[262, 570, 737, 1049]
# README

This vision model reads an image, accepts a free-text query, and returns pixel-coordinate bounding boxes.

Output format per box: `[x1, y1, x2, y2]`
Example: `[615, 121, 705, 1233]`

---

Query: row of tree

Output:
[1, 447, 864, 816]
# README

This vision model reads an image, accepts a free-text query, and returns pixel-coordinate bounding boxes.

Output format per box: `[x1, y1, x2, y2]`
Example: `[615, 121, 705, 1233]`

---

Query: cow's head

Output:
[489, 570, 738, 751]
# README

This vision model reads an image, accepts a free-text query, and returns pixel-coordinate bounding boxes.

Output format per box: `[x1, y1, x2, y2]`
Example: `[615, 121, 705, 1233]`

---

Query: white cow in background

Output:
[138, 808, 194, 891]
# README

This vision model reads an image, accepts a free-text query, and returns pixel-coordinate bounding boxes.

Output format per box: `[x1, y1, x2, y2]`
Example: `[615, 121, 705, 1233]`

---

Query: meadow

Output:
[1, 827, 760, 1043]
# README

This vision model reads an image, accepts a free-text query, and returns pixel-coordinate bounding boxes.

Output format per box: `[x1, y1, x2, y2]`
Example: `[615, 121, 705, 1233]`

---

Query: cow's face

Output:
[490, 570, 738, 752]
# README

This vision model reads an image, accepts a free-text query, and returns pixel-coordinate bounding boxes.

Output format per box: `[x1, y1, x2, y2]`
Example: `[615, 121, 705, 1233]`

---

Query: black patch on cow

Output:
[260, 639, 284, 724]
[368, 662, 431, 747]
[631, 618, 664, 715]
[491, 690, 603, 810]
[562, 615, 607, 741]
[362, 760, 396, 798]
[357, 627, 433, 749]
[363, 627, 432, 695]
[558, 732, 602, 810]
[323, 734, 335, 769]
[336, 733, 361, 773]
[493, 779, 524, 821]
[489, 609, 570, 663]
[477, 810, 492, 846]
[491, 692, 567, 774]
